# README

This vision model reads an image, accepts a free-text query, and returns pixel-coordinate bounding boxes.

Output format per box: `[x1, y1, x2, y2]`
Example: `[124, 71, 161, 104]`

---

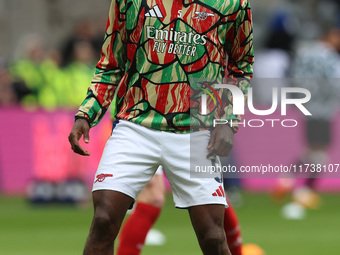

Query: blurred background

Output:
[0, 0, 340, 254]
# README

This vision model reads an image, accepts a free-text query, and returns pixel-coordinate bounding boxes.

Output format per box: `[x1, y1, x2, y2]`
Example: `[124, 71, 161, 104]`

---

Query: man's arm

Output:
[76, 0, 127, 127]
[69, 0, 127, 155]
[207, 0, 254, 158]
[223, 0, 254, 133]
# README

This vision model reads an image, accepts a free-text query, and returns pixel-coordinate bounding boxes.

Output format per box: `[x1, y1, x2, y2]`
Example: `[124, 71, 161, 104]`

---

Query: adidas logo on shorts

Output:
[212, 186, 225, 197]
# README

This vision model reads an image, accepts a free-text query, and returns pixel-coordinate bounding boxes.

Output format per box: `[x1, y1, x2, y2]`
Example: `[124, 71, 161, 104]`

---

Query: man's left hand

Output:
[206, 125, 234, 158]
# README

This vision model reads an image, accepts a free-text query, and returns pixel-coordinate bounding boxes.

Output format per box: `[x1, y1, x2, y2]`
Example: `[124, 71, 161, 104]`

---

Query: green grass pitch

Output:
[0, 193, 339, 255]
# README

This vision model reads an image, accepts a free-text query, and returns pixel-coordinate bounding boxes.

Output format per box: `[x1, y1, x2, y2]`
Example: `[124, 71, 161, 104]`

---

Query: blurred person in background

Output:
[0, 58, 31, 106]
[253, 8, 297, 104]
[275, 22, 340, 208]
[9, 35, 61, 110]
[9, 32, 96, 110]
[0, 60, 19, 106]
[62, 40, 97, 109]
[61, 19, 102, 67]
[252, 7, 299, 205]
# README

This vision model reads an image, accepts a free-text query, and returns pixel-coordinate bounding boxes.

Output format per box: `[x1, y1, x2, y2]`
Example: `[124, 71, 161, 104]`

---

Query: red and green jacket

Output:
[76, 0, 254, 133]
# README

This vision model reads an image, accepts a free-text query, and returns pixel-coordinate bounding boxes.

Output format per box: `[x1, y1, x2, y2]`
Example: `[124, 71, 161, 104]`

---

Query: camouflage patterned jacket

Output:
[75, 0, 254, 133]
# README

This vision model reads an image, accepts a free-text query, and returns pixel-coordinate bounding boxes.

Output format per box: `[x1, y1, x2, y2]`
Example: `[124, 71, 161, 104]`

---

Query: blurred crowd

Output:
[253, 0, 340, 102]
[0, 19, 103, 110]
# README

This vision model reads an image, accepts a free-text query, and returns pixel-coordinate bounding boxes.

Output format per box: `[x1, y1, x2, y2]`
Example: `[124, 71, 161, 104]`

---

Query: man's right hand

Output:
[68, 118, 91, 156]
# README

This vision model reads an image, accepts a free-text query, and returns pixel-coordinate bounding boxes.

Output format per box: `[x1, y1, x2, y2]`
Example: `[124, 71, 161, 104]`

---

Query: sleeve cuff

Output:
[228, 119, 240, 134]
[75, 115, 91, 128]
[226, 123, 237, 134]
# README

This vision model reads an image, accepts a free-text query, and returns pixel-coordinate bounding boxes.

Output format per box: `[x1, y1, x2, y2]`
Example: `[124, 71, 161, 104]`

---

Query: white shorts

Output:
[92, 120, 227, 208]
